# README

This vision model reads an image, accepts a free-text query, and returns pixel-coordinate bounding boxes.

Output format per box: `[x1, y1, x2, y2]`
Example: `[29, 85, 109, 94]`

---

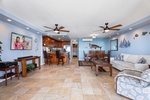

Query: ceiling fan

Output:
[96, 23, 122, 33]
[44, 24, 70, 34]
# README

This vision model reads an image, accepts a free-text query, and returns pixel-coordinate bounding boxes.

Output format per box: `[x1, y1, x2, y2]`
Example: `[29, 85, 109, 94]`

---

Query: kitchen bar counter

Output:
[47, 52, 69, 64]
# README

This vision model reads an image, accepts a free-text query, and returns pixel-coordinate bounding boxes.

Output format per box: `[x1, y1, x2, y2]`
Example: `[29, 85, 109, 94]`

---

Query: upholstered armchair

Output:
[115, 69, 150, 100]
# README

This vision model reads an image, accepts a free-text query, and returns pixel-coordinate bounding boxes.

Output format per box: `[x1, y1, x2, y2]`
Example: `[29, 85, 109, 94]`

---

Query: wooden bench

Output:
[0, 65, 19, 86]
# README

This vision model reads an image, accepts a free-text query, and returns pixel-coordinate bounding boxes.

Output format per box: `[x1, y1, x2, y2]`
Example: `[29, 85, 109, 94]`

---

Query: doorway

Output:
[73, 44, 78, 57]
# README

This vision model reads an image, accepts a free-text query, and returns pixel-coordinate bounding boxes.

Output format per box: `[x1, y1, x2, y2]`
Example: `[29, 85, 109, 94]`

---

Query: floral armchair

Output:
[115, 69, 150, 100]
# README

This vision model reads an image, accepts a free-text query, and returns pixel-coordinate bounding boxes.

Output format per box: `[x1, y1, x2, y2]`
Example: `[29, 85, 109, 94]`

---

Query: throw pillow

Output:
[114, 55, 119, 60]
[114, 54, 124, 61]
[140, 69, 150, 87]
[138, 57, 146, 64]
[120, 55, 124, 61]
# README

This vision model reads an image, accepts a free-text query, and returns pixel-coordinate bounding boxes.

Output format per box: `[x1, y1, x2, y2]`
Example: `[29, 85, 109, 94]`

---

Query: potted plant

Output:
[0, 41, 2, 61]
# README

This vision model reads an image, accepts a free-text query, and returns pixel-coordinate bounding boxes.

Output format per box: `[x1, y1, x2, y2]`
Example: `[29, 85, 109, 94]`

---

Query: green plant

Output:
[27, 64, 35, 71]
[0, 41, 2, 61]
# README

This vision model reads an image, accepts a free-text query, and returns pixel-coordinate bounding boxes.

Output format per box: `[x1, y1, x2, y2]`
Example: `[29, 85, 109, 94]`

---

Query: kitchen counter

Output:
[47, 52, 69, 64]
[47, 52, 69, 54]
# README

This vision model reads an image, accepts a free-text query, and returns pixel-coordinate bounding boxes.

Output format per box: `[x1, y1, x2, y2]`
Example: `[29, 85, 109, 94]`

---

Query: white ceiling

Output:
[0, 0, 150, 39]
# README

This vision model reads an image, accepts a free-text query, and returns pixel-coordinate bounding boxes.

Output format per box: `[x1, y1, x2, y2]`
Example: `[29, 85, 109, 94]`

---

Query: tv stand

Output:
[14, 56, 41, 77]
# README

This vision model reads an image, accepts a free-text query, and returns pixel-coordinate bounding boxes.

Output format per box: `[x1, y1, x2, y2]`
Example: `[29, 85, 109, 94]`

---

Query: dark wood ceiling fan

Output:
[96, 23, 122, 33]
[44, 24, 70, 34]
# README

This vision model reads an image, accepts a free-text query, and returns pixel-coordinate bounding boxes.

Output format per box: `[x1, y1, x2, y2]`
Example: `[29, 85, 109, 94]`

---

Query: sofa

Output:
[111, 53, 150, 71]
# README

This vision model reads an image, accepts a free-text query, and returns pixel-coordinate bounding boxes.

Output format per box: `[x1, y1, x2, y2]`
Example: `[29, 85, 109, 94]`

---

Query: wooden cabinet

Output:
[43, 36, 57, 47]
[50, 39, 57, 47]
[63, 41, 70, 45]
[58, 42, 63, 48]
[58, 41, 70, 48]
[43, 36, 70, 47]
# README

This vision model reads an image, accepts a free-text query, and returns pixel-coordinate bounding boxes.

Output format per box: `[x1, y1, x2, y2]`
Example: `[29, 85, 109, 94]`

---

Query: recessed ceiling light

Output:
[7, 19, 12, 22]
[26, 27, 29, 29]
[129, 28, 132, 30]
[92, 35, 96, 38]
[37, 32, 40, 34]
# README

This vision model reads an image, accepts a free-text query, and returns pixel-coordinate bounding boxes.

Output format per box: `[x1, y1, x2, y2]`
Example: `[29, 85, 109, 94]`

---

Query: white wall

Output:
[0, 21, 43, 76]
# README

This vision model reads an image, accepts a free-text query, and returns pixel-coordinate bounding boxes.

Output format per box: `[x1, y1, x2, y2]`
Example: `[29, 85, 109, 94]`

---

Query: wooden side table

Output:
[0, 65, 19, 86]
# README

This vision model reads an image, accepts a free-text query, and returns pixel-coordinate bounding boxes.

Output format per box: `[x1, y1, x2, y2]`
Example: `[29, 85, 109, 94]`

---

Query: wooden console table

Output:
[14, 56, 41, 77]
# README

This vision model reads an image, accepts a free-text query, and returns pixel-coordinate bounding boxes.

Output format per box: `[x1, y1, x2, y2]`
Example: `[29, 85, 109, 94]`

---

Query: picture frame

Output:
[10, 32, 32, 50]
[110, 39, 118, 51]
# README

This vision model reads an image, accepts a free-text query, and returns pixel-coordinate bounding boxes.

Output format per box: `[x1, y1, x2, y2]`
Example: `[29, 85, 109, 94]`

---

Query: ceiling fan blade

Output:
[45, 30, 53, 32]
[59, 30, 70, 32]
[109, 29, 120, 30]
[44, 26, 53, 29]
[99, 26, 105, 28]
[58, 26, 64, 30]
[109, 24, 122, 29]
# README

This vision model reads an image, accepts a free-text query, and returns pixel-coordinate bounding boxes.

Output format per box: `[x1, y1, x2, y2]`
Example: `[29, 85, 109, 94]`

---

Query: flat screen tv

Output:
[10, 32, 32, 50]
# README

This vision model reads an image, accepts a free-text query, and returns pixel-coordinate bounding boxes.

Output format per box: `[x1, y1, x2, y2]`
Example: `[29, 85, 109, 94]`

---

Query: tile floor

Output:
[0, 58, 129, 100]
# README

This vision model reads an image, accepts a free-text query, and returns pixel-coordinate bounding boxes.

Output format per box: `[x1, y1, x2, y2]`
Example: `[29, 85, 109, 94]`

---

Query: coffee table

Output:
[91, 60, 112, 76]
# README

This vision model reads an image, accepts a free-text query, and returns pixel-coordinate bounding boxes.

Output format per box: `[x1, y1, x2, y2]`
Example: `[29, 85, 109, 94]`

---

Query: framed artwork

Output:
[10, 32, 32, 50]
[110, 39, 118, 51]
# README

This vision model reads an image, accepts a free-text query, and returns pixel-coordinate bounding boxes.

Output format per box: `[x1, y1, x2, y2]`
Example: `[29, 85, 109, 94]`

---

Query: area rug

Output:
[78, 61, 92, 66]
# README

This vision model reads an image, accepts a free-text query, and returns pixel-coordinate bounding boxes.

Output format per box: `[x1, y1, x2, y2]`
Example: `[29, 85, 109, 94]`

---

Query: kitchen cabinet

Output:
[43, 36, 70, 47]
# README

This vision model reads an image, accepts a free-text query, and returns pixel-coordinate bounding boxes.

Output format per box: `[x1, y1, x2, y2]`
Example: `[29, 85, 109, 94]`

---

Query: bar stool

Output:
[56, 50, 64, 65]
[43, 51, 52, 65]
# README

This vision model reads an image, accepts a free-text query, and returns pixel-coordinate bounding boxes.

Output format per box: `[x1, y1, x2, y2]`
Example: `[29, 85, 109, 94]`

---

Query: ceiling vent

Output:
[82, 38, 93, 42]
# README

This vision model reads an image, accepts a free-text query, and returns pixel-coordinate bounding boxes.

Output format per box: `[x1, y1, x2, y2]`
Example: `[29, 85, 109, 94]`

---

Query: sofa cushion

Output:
[112, 60, 134, 69]
[138, 57, 146, 64]
[134, 64, 149, 71]
[126, 55, 139, 63]
[140, 69, 150, 87]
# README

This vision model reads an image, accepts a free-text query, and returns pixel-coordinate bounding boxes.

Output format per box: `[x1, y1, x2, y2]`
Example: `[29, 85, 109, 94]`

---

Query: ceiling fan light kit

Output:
[96, 23, 122, 33]
[54, 30, 59, 33]
[44, 24, 70, 34]
[104, 29, 109, 33]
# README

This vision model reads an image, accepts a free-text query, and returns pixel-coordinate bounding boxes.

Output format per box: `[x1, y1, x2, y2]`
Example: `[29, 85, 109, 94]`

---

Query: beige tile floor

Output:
[0, 58, 130, 100]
